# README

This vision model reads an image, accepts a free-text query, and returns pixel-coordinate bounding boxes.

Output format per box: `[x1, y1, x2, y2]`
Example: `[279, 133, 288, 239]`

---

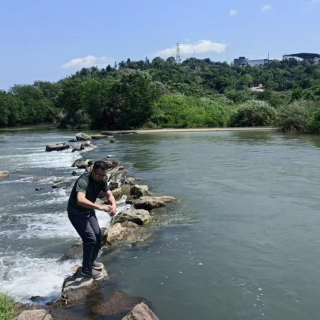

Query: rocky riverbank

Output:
[12, 132, 175, 320]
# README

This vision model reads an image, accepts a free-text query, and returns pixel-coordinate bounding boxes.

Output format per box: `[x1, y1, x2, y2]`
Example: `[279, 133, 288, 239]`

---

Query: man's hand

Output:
[98, 205, 111, 212]
[110, 204, 117, 216]
[98, 204, 117, 216]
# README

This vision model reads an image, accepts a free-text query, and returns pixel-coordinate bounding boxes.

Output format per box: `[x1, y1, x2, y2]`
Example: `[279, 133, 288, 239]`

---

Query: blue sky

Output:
[1, 0, 319, 90]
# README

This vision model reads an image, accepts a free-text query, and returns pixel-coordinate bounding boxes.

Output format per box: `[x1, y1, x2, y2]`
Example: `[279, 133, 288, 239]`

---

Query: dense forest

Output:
[1, 57, 320, 133]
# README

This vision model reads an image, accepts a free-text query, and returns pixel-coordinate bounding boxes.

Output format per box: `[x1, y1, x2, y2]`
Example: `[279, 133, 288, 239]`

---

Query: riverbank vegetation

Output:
[1, 58, 320, 133]
[0, 292, 15, 320]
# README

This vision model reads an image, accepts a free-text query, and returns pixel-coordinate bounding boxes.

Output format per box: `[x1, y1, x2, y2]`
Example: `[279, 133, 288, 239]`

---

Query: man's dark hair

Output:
[93, 161, 108, 171]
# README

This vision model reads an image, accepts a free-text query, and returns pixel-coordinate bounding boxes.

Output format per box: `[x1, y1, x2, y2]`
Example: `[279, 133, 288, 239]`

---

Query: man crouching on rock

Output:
[67, 160, 117, 278]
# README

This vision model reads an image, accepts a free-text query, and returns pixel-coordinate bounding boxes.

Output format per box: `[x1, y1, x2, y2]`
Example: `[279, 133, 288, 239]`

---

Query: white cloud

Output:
[61, 55, 115, 69]
[154, 40, 228, 58]
[229, 9, 237, 16]
[261, 4, 272, 12]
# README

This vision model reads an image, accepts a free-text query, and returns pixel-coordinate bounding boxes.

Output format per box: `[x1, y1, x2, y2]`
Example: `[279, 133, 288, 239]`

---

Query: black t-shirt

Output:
[67, 172, 108, 215]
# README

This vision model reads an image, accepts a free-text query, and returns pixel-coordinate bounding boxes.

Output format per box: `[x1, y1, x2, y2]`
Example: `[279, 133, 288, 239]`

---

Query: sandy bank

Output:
[102, 127, 277, 135]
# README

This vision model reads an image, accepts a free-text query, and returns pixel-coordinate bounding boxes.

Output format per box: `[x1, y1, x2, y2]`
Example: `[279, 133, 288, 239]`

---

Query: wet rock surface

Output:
[13, 310, 53, 320]
[58, 239, 82, 262]
[130, 185, 149, 198]
[90, 291, 150, 317]
[111, 210, 154, 226]
[62, 266, 108, 293]
[122, 302, 159, 320]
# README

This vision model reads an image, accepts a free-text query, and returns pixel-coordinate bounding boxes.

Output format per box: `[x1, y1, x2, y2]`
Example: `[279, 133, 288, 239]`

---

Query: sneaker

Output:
[92, 261, 103, 271]
[81, 268, 102, 279]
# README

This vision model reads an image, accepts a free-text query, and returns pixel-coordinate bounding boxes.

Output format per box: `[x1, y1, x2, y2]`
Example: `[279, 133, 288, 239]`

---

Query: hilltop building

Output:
[233, 57, 269, 67]
[283, 53, 320, 63]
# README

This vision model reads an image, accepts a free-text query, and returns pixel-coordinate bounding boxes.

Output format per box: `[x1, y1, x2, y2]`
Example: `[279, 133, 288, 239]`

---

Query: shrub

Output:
[229, 100, 277, 127]
[276, 100, 319, 133]
[307, 107, 320, 134]
[0, 292, 15, 320]
[150, 94, 235, 128]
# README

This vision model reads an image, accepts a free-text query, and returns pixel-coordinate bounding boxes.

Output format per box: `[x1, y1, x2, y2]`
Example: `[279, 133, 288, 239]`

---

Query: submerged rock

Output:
[52, 180, 72, 189]
[91, 134, 108, 140]
[0, 171, 9, 178]
[45, 144, 70, 152]
[127, 196, 176, 210]
[91, 291, 149, 317]
[13, 310, 53, 320]
[110, 138, 116, 143]
[122, 302, 159, 320]
[75, 132, 92, 141]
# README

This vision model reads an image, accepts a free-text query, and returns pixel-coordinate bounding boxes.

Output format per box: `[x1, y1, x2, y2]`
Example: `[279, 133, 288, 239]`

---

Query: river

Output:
[1, 127, 320, 320]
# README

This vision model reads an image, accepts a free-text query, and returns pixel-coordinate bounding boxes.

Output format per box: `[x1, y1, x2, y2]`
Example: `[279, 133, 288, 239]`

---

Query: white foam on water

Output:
[1, 149, 82, 169]
[0, 255, 80, 303]
[4, 209, 112, 240]
[0, 177, 34, 184]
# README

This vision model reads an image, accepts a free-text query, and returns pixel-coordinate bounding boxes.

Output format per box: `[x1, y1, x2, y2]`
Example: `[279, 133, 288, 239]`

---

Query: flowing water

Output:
[1, 127, 320, 320]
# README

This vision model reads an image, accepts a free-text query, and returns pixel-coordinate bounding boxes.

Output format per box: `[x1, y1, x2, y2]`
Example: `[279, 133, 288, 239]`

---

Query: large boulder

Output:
[45, 143, 70, 152]
[62, 266, 108, 293]
[13, 310, 53, 320]
[75, 132, 92, 141]
[130, 185, 149, 198]
[0, 171, 9, 178]
[104, 221, 152, 246]
[91, 291, 149, 317]
[122, 303, 159, 320]
[127, 196, 176, 210]
[105, 223, 137, 245]
[111, 210, 154, 226]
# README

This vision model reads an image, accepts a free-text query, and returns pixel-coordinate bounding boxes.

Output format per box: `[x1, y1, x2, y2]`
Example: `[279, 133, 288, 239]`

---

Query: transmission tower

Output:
[176, 43, 181, 63]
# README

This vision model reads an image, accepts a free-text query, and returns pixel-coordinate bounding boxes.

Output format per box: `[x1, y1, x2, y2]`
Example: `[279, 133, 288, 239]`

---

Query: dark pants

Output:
[68, 211, 102, 273]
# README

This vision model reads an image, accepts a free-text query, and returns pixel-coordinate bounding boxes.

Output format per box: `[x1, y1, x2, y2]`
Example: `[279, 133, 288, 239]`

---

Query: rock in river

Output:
[127, 196, 176, 210]
[62, 266, 108, 293]
[91, 134, 108, 140]
[91, 291, 150, 317]
[13, 310, 53, 320]
[122, 302, 159, 320]
[0, 171, 9, 178]
[45, 143, 70, 152]
[130, 184, 149, 198]
[111, 209, 154, 226]
[75, 132, 92, 141]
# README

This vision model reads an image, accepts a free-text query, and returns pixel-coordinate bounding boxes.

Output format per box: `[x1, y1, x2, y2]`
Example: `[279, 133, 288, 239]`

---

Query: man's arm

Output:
[106, 190, 117, 216]
[77, 192, 111, 212]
